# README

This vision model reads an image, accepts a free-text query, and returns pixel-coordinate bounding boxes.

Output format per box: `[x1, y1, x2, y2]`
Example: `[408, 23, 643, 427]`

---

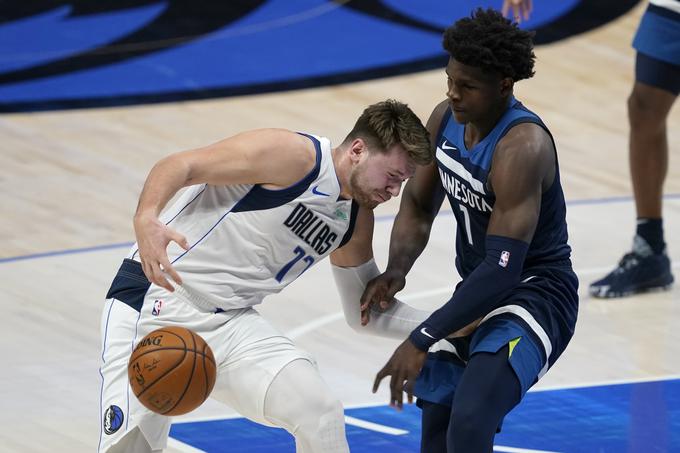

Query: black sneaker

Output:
[589, 236, 674, 298]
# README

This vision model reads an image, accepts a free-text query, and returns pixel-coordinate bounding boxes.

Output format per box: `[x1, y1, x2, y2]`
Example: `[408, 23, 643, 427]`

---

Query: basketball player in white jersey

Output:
[98, 99, 432, 453]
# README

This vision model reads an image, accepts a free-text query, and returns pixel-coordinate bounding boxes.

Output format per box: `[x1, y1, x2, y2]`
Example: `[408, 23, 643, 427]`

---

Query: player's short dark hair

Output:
[344, 99, 432, 165]
[443, 8, 536, 81]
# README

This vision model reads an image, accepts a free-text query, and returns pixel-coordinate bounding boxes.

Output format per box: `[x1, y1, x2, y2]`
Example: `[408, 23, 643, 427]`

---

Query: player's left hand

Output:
[373, 338, 427, 410]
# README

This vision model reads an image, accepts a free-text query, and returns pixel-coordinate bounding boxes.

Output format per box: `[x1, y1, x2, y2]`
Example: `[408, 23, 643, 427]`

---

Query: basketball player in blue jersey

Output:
[98, 100, 432, 453]
[590, 0, 678, 298]
[361, 9, 579, 452]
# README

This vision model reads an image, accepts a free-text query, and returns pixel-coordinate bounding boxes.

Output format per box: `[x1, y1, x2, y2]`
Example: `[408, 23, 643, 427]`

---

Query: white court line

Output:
[531, 373, 680, 393]
[286, 312, 344, 339]
[285, 260, 680, 340]
[494, 447, 561, 453]
[167, 437, 207, 453]
[344, 415, 408, 435]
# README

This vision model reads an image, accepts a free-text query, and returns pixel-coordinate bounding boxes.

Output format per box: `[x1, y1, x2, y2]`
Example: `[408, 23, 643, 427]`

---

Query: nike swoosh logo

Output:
[420, 327, 435, 339]
[312, 185, 330, 196]
[441, 140, 457, 151]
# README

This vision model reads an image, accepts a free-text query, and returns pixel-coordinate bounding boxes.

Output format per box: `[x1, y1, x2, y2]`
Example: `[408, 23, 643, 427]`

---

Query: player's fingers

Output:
[148, 261, 171, 292]
[160, 256, 182, 286]
[171, 231, 190, 251]
[156, 273, 174, 292]
[520, 3, 528, 20]
[140, 259, 151, 281]
[360, 282, 381, 310]
[389, 372, 405, 409]
[361, 306, 371, 326]
[379, 279, 404, 309]
[372, 366, 389, 393]
[513, 5, 522, 22]
[405, 377, 415, 405]
[501, 0, 510, 17]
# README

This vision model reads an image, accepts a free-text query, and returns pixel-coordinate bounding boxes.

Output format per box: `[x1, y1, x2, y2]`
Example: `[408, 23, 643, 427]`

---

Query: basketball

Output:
[128, 326, 217, 416]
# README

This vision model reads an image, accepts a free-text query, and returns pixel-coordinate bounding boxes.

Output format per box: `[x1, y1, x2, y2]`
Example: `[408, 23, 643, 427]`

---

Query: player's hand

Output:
[360, 269, 406, 325]
[373, 338, 427, 410]
[133, 214, 189, 292]
[502, 0, 533, 23]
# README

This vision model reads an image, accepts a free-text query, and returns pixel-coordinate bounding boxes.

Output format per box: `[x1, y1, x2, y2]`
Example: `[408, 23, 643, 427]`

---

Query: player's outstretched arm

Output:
[359, 101, 447, 323]
[134, 129, 316, 291]
[330, 207, 431, 339]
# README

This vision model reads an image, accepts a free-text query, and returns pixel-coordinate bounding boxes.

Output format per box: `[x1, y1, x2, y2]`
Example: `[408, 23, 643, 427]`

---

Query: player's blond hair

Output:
[344, 99, 432, 165]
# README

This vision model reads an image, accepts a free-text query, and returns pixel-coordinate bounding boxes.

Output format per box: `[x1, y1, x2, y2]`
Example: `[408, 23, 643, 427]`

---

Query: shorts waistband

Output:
[114, 259, 229, 314]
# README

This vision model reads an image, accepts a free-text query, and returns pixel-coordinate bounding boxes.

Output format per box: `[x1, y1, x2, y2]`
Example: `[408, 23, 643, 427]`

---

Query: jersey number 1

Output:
[459, 205, 473, 245]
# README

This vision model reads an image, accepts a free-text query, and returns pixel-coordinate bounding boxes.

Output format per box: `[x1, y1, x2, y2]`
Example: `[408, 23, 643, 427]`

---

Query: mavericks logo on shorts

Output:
[103, 405, 124, 435]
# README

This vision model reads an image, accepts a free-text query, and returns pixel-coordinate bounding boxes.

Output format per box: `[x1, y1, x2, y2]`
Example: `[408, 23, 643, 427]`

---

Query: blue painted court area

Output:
[170, 378, 680, 452]
[1, 0, 640, 111]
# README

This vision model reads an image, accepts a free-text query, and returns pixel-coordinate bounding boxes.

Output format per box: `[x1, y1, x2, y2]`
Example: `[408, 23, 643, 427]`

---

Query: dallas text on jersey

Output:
[283, 203, 339, 255]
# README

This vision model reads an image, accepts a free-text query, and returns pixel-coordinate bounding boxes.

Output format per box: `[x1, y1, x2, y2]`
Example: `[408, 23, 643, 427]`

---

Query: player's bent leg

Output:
[205, 309, 348, 452]
[98, 299, 170, 452]
[264, 359, 349, 453]
[448, 346, 521, 453]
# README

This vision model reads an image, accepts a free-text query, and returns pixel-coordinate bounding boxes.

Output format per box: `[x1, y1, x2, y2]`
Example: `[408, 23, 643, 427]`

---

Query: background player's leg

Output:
[447, 346, 521, 453]
[628, 80, 676, 222]
[590, 53, 678, 298]
[420, 400, 451, 453]
[263, 359, 349, 453]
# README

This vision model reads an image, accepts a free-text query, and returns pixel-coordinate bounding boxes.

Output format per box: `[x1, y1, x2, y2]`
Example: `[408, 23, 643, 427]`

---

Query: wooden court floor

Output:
[0, 3, 678, 452]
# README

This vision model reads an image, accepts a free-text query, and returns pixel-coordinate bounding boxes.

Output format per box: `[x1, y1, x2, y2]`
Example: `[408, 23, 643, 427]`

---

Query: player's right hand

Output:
[360, 269, 406, 325]
[134, 214, 189, 292]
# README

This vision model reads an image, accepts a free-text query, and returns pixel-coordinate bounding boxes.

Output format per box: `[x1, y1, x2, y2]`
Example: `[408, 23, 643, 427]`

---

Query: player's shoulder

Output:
[264, 128, 318, 167]
[497, 121, 553, 161]
[490, 121, 555, 188]
[249, 128, 318, 187]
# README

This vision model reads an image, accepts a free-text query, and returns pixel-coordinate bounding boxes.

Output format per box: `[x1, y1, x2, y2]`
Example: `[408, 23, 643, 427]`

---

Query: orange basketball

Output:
[128, 326, 216, 416]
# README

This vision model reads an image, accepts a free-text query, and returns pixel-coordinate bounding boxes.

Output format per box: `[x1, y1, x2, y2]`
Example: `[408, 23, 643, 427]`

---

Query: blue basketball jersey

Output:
[434, 96, 572, 277]
[413, 99, 579, 408]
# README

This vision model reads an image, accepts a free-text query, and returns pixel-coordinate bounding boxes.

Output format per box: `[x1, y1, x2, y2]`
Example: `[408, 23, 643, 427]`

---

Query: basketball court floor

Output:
[1, 1, 679, 452]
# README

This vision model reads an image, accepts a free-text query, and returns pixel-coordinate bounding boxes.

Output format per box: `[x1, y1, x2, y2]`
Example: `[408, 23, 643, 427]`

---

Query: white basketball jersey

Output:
[129, 134, 356, 310]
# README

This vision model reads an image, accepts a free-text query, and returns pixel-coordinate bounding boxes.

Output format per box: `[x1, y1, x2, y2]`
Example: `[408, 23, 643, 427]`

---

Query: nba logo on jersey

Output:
[152, 299, 163, 316]
[499, 251, 510, 268]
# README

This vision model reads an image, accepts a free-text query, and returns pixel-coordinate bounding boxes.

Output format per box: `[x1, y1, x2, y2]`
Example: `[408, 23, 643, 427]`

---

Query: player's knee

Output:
[449, 400, 489, 439]
[293, 396, 346, 453]
[265, 382, 344, 435]
[627, 89, 666, 128]
[298, 393, 344, 432]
